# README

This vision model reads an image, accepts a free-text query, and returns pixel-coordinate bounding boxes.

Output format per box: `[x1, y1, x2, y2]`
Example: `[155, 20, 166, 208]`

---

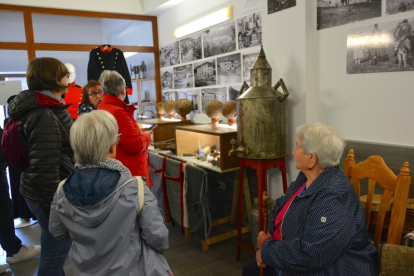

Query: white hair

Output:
[99, 70, 125, 97]
[70, 110, 118, 165]
[296, 122, 345, 169]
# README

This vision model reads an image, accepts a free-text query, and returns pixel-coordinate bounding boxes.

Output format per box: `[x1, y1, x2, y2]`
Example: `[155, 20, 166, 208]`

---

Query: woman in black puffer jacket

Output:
[8, 57, 75, 276]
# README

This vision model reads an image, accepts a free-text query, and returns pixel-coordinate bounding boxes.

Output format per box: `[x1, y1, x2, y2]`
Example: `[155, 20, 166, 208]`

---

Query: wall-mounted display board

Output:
[317, 0, 382, 30]
[346, 16, 414, 74]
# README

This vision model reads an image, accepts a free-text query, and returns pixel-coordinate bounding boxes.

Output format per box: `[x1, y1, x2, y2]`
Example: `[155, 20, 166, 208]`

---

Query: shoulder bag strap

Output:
[136, 176, 145, 216]
[56, 179, 66, 195]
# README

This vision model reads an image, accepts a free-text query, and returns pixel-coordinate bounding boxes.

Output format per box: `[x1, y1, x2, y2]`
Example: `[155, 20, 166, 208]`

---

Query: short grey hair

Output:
[70, 110, 118, 166]
[99, 70, 126, 97]
[296, 122, 345, 169]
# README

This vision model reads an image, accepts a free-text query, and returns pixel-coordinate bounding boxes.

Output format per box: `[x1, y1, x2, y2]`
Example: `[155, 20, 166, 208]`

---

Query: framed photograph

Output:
[386, 0, 414, 15]
[200, 87, 227, 112]
[160, 41, 180, 67]
[161, 69, 173, 91]
[268, 0, 296, 14]
[180, 34, 202, 63]
[179, 90, 201, 113]
[237, 12, 262, 49]
[173, 64, 194, 89]
[162, 91, 179, 102]
[346, 17, 414, 74]
[194, 59, 217, 87]
[228, 86, 241, 101]
[243, 52, 259, 83]
[217, 53, 242, 85]
[318, 0, 382, 30]
[203, 21, 236, 58]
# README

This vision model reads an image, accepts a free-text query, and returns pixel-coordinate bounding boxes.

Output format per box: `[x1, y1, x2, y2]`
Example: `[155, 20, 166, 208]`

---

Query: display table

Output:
[148, 146, 251, 251]
[136, 118, 191, 146]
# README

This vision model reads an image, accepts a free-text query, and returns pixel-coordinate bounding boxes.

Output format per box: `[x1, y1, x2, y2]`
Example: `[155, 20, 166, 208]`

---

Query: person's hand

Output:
[143, 125, 157, 135]
[256, 249, 266, 269]
[257, 231, 272, 249]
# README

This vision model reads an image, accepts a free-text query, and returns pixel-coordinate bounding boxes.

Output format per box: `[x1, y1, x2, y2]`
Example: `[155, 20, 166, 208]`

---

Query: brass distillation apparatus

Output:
[229, 46, 289, 159]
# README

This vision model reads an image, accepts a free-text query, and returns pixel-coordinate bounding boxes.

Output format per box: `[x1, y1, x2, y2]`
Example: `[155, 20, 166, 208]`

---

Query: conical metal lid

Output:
[251, 46, 272, 70]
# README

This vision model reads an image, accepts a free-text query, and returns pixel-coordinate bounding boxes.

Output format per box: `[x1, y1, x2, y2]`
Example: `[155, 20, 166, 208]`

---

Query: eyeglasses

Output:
[88, 91, 103, 98]
[66, 72, 70, 79]
[116, 133, 122, 144]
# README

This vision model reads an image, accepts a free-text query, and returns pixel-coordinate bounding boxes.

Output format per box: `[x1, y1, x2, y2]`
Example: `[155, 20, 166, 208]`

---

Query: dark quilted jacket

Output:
[262, 166, 379, 276]
[8, 90, 75, 214]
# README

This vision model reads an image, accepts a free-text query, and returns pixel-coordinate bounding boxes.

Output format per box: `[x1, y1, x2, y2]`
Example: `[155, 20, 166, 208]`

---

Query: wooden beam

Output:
[0, 42, 28, 50]
[23, 10, 35, 60]
[33, 43, 156, 53]
[152, 17, 162, 104]
[0, 4, 156, 21]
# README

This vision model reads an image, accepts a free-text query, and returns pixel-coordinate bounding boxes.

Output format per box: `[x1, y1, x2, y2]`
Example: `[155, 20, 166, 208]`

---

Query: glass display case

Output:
[175, 124, 239, 171]
[136, 118, 192, 146]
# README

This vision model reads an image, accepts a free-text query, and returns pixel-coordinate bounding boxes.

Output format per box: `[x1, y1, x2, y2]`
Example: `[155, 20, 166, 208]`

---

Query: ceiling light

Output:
[174, 6, 233, 39]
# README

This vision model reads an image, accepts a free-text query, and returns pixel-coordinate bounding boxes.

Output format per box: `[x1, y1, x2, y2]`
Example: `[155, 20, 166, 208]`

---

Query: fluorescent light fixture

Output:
[174, 5, 233, 39]
[124, 52, 138, 58]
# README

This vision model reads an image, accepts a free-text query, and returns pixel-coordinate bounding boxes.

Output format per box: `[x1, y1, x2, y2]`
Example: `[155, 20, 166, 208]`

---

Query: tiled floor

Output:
[1, 221, 254, 275]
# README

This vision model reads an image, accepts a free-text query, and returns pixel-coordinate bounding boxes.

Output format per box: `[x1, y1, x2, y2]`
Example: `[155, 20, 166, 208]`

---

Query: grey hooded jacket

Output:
[49, 160, 171, 276]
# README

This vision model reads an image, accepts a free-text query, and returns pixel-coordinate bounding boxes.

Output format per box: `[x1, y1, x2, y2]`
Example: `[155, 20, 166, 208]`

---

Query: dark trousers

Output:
[0, 170, 22, 256]
[242, 259, 279, 276]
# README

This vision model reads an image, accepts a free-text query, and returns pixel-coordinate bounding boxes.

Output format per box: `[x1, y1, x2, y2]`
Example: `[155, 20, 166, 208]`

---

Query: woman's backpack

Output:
[1, 119, 29, 171]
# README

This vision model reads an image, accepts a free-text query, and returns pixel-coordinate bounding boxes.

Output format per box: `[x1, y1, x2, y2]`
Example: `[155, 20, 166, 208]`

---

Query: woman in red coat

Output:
[98, 70, 153, 177]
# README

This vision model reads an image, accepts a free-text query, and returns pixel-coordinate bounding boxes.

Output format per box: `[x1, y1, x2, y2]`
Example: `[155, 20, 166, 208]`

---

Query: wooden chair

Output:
[344, 149, 411, 248]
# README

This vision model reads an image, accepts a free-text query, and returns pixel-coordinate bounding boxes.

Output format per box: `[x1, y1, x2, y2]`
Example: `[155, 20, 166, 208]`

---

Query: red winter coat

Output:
[65, 82, 83, 120]
[98, 94, 151, 177]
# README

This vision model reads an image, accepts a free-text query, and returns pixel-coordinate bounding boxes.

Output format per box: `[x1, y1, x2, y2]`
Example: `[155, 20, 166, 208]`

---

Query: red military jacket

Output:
[98, 94, 151, 177]
[65, 82, 83, 120]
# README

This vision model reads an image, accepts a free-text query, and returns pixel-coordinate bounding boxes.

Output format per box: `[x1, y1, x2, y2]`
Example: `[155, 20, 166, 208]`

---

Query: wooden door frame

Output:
[0, 4, 161, 102]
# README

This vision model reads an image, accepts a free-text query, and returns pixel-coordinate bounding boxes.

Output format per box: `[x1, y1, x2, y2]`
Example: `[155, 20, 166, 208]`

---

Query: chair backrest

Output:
[344, 149, 411, 248]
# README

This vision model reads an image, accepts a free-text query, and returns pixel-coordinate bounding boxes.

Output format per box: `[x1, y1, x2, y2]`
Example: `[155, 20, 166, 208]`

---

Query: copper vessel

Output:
[235, 46, 289, 159]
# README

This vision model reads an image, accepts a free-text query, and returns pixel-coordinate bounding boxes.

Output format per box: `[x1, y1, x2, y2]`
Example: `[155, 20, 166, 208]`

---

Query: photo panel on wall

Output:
[203, 21, 236, 58]
[317, 0, 382, 30]
[243, 52, 259, 83]
[180, 33, 202, 63]
[161, 68, 174, 91]
[160, 41, 180, 67]
[346, 16, 414, 74]
[178, 90, 201, 113]
[200, 87, 228, 113]
[173, 64, 194, 89]
[162, 90, 179, 102]
[386, 0, 414, 15]
[217, 53, 242, 85]
[268, 0, 296, 15]
[237, 12, 262, 49]
[194, 59, 217, 87]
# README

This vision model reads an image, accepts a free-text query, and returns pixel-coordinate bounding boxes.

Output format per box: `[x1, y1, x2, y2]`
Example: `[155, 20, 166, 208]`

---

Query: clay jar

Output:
[205, 100, 223, 125]
[164, 100, 176, 119]
[175, 99, 192, 121]
[221, 100, 237, 126]
[156, 102, 166, 119]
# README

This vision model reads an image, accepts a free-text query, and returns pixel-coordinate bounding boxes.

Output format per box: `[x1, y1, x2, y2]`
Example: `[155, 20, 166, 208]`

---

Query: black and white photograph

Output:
[180, 34, 202, 63]
[203, 21, 236, 58]
[179, 90, 201, 113]
[268, 0, 296, 14]
[237, 12, 262, 49]
[243, 52, 259, 82]
[163, 91, 179, 102]
[217, 53, 242, 85]
[201, 87, 227, 112]
[386, 0, 414, 15]
[161, 69, 173, 91]
[160, 41, 180, 67]
[173, 64, 194, 89]
[317, 0, 382, 30]
[194, 59, 216, 87]
[347, 17, 414, 74]
[228, 86, 241, 101]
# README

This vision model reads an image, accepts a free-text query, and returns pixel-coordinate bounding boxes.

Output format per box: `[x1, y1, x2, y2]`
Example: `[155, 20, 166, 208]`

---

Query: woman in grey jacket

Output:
[49, 110, 172, 276]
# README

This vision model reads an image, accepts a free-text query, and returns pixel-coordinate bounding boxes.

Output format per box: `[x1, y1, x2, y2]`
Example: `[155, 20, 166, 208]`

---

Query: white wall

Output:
[315, 2, 414, 146]
[157, 0, 309, 200]
[0, 0, 144, 14]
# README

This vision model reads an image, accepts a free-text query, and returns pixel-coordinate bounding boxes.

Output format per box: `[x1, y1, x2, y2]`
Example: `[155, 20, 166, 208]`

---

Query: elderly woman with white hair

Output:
[97, 70, 154, 180]
[243, 122, 379, 276]
[49, 110, 171, 275]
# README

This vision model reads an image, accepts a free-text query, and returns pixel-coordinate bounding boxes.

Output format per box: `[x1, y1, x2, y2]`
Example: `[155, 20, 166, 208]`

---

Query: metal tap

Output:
[228, 139, 236, 156]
